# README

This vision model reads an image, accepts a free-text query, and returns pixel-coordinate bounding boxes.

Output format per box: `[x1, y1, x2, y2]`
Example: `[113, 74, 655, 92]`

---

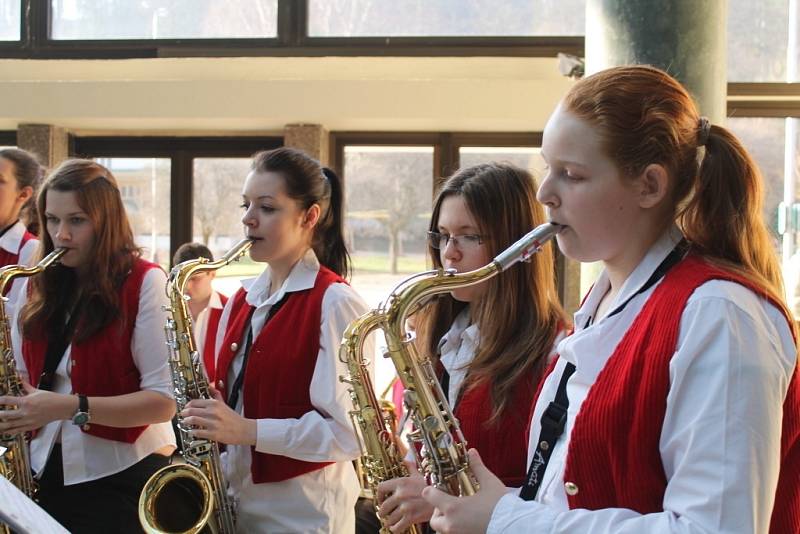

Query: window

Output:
[96, 157, 171, 267]
[74, 136, 281, 275]
[192, 157, 261, 295]
[0, 0, 20, 41]
[50, 0, 278, 40]
[458, 147, 545, 178]
[728, 0, 796, 82]
[308, 0, 585, 37]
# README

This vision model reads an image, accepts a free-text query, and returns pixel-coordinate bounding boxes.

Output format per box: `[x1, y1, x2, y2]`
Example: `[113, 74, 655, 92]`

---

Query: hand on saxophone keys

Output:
[376, 461, 433, 532]
[181, 386, 257, 446]
[422, 449, 507, 534]
[0, 381, 74, 435]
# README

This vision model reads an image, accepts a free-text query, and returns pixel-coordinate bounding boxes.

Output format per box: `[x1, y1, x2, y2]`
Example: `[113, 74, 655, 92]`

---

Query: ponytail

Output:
[316, 167, 351, 278]
[680, 125, 784, 298]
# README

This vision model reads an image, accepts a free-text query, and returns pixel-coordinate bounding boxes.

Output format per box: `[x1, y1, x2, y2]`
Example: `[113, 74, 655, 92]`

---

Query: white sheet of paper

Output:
[0, 474, 68, 534]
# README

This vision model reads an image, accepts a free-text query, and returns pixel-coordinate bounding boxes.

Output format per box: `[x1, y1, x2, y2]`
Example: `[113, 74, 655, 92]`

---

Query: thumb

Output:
[208, 386, 224, 402]
[421, 485, 453, 509]
[22, 381, 37, 394]
[467, 448, 494, 485]
[407, 460, 421, 476]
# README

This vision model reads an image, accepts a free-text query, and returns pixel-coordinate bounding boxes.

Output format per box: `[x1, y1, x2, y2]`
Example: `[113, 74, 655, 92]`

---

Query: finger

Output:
[388, 515, 411, 533]
[406, 461, 421, 476]
[22, 381, 36, 394]
[376, 478, 399, 503]
[0, 396, 20, 408]
[208, 386, 225, 402]
[467, 448, 491, 482]
[428, 507, 447, 533]
[377, 492, 399, 518]
[421, 485, 453, 509]
[384, 504, 408, 532]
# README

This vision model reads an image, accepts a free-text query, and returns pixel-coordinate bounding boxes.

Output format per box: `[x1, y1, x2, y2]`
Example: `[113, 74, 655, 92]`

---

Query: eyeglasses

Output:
[427, 231, 485, 250]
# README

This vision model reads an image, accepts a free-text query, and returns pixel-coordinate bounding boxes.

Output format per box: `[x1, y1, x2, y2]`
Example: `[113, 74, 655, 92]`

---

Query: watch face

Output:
[73, 412, 89, 426]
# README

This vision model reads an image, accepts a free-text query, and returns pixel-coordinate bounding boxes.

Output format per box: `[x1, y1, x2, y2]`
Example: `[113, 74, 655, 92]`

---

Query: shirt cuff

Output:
[255, 418, 290, 454]
[486, 493, 555, 534]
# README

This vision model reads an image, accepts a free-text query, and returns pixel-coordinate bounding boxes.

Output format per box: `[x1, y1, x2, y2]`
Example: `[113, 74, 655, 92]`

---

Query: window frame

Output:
[72, 135, 282, 262]
[0, 0, 583, 59]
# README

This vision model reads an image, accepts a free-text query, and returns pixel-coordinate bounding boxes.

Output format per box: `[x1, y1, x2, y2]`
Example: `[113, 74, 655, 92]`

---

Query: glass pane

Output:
[51, 0, 278, 40]
[344, 145, 433, 391]
[728, 0, 792, 82]
[192, 157, 257, 297]
[727, 118, 800, 317]
[96, 158, 171, 268]
[458, 147, 544, 178]
[0, 0, 20, 41]
[308, 0, 585, 37]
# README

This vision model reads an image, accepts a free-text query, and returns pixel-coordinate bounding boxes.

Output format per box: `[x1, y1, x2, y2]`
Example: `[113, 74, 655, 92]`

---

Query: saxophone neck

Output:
[167, 238, 253, 297]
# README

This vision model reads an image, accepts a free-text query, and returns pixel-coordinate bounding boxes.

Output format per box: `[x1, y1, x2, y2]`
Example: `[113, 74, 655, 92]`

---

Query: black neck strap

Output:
[226, 294, 287, 409]
[519, 239, 688, 501]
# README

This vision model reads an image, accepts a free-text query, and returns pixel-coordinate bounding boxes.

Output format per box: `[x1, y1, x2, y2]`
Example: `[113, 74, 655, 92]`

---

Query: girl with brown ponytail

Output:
[181, 147, 370, 532]
[423, 65, 799, 534]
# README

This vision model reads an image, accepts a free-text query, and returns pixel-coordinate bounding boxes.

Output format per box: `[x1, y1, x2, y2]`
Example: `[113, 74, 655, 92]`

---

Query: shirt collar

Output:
[208, 290, 224, 310]
[241, 248, 320, 308]
[573, 224, 684, 330]
[0, 221, 25, 255]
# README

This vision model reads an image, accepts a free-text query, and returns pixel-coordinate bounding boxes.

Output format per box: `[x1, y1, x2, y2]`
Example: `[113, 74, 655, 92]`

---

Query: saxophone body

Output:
[0, 248, 66, 502]
[382, 222, 562, 496]
[339, 312, 420, 534]
[139, 239, 252, 534]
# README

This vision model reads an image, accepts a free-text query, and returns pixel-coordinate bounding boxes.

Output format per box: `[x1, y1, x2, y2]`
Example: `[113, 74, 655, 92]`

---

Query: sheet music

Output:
[0, 471, 68, 534]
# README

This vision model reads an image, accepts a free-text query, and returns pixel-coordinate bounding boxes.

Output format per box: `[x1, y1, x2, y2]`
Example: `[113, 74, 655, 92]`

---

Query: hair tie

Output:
[697, 116, 711, 147]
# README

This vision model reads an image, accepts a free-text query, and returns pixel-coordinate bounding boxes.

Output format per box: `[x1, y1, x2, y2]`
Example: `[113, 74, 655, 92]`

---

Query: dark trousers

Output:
[37, 444, 170, 534]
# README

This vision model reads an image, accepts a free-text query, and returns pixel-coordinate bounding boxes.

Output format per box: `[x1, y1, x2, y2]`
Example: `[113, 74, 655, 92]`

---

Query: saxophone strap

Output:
[39, 295, 85, 392]
[226, 293, 288, 410]
[519, 238, 689, 501]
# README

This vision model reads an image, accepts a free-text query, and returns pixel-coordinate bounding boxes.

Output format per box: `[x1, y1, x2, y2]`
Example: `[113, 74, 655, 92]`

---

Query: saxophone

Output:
[0, 248, 66, 504]
[381, 222, 562, 496]
[339, 313, 421, 534]
[139, 238, 252, 534]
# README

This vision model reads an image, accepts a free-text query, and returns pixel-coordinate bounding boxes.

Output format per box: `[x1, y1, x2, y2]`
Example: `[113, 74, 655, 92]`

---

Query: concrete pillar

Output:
[585, 0, 727, 123]
[283, 124, 330, 166]
[16, 124, 70, 169]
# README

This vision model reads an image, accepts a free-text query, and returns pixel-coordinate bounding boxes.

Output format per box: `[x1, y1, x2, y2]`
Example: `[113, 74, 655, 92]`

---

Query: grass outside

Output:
[213, 253, 428, 278]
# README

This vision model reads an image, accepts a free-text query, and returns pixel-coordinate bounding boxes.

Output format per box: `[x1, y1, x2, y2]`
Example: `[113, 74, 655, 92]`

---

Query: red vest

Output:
[201, 292, 227, 383]
[0, 228, 36, 296]
[215, 267, 344, 484]
[454, 374, 537, 486]
[23, 258, 160, 443]
[556, 256, 799, 533]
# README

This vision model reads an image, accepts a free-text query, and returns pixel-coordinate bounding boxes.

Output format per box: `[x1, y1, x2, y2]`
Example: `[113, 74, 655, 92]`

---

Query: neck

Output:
[267, 247, 309, 297]
[188, 292, 212, 320]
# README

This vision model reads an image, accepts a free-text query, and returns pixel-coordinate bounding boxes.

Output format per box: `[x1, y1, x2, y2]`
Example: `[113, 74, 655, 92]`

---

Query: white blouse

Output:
[12, 268, 176, 485]
[1, 220, 39, 314]
[439, 307, 479, 408]
[214, 249, 372, 534]
[487, 226, 797, 534]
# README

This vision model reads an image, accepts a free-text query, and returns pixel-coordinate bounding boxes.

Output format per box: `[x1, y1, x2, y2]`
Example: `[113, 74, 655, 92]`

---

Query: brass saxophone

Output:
[339, 313, 420, 534]
[139, 238, 252, 534]
[0, 248, 65, 504]
[382, 222, 561, 496]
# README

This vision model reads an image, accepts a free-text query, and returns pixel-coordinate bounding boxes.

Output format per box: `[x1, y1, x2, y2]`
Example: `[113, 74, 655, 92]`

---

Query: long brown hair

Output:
[563, 65, 788, 315]
[415, 163, 568, 422]
[251, 147, 351, 278]
[21, 159, 141, 342]
[0, 148, 44, 233]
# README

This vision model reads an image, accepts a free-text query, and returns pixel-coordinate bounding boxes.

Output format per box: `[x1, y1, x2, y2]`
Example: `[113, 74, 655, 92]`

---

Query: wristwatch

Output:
[72, 394, 90, 428]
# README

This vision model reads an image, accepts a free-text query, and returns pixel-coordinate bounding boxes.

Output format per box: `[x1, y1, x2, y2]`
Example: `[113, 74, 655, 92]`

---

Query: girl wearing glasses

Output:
[180, 147, 370, 533]
[0, 159, 176, 533]
[422, 66, 799, 534]
[375, 163, 568, 532]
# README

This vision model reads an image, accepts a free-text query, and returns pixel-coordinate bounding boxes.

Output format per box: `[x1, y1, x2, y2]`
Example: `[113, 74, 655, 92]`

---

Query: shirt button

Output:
[564, 482, 579, 496]
[230, 342, 238, 352]
[217, 380, 224, 389]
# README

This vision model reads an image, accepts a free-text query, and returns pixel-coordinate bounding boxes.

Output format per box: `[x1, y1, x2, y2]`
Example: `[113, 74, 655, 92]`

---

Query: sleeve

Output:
[6, 238, 39, 316]
[487, 282, 796, 534]
[10, 278, 29, 383]
[130, 268, 174, 398]
[253, 282, 372, 462]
